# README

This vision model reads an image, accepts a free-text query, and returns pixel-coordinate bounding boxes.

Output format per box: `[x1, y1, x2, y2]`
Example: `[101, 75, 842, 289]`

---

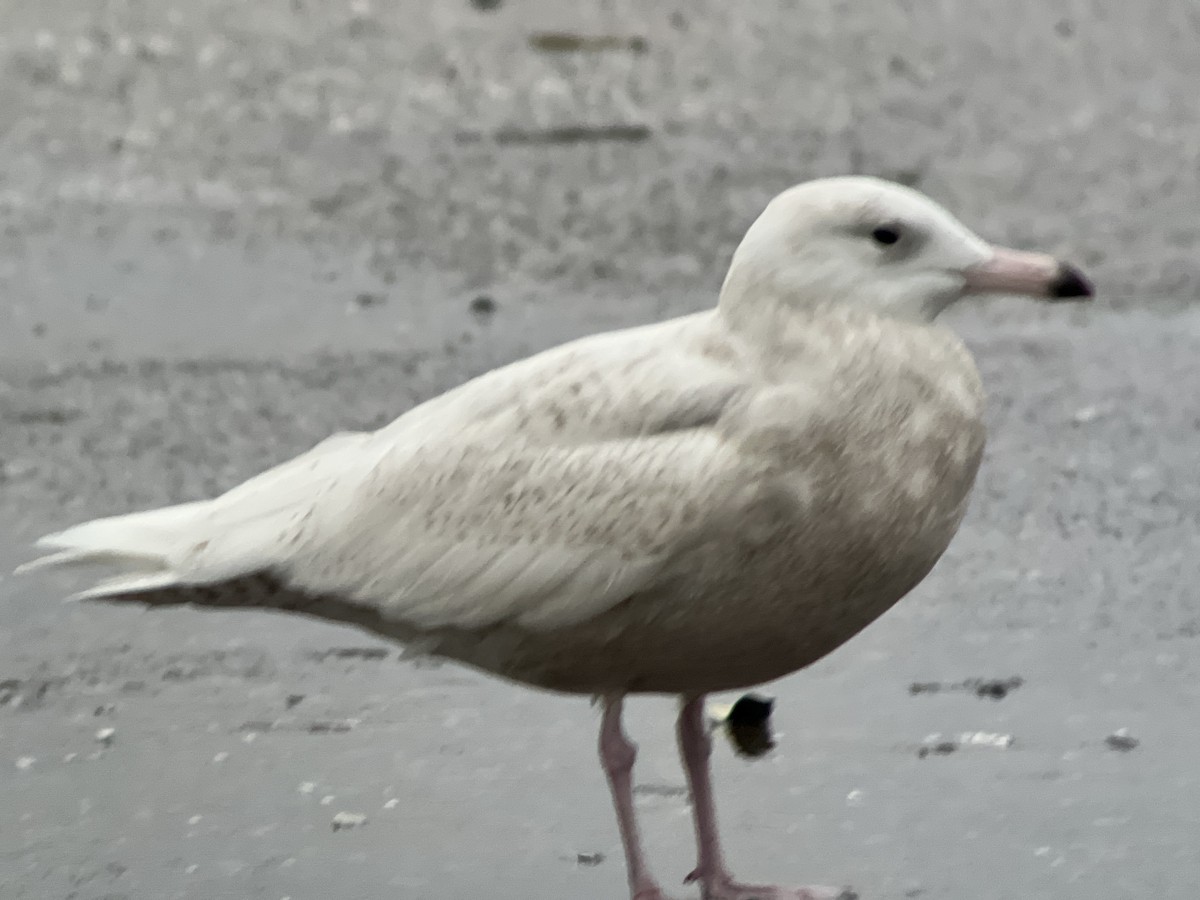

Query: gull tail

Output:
[16, 430, 373, 608]
[16, 500, 263, 602]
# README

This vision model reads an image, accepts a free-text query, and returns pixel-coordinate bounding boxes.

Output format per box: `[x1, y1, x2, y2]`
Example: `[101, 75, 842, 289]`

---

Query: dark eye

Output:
[871, 225, 902, 246]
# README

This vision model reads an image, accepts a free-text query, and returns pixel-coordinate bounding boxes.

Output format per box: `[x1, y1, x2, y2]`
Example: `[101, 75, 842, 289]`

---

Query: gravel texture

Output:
[1, 1, 1199, 898]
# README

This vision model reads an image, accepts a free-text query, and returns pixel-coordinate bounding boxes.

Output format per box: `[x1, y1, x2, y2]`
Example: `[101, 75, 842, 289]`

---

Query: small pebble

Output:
[382, 798, 399, 809]
[917, 731, 1013, 757]
[469, 294, 497, 317]
[212, 751, 229, 763]
[917, 742, 958, 759]
[352, 291, 387, 309]
[15, 756, 35, 770]
[95, 727, 117, 746]
[1105, 729, 1140, 752]
[331, 811, 367, 831]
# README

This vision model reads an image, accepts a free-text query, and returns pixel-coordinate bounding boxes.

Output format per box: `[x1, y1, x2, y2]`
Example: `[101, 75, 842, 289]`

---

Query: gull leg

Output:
[677, 696, 854, 900]
[600, 695, 672, 900]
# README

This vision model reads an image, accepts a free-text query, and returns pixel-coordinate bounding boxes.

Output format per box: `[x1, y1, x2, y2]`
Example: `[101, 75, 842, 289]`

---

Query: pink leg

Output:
[600, 695, 672, 900]
[676, 697, 855, 900]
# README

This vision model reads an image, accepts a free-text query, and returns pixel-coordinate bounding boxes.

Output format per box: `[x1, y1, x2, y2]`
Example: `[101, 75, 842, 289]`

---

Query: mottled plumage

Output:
[18, 176, 1092, 900]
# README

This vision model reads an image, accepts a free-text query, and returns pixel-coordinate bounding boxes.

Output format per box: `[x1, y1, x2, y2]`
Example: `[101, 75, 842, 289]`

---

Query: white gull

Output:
[18, 176, 1093, 900]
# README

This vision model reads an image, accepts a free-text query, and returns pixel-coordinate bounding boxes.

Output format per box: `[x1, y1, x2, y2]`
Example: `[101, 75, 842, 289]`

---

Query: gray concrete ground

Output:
[1, 1, 1199, 898]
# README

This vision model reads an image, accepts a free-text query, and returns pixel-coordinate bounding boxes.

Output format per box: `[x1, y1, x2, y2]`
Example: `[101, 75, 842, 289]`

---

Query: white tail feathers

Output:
[16, 430, 373, 604]
[22, 500, 209, 565]
[62, 572, 194, 603]
[16, 500, 224, 601]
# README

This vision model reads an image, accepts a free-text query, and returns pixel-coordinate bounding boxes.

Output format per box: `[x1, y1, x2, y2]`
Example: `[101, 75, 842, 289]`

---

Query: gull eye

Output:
[870, 225, 902, 246]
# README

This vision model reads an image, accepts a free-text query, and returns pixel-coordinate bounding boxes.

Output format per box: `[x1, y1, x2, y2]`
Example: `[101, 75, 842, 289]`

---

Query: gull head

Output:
[718, 176, 1093, 325]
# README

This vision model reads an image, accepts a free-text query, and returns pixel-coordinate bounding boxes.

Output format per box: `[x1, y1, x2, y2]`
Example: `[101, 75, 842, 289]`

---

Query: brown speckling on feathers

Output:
[20, 175, 1093, 900]
[22, 176, 1085, 700]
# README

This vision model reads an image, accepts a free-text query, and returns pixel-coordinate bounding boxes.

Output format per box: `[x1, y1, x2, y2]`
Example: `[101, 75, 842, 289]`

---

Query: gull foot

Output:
[690, 874, 858, 900]
[633, 888, 677, 900]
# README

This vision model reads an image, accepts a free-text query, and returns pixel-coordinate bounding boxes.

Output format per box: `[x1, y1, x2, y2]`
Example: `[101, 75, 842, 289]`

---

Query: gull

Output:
[18, 176, 1093, 900]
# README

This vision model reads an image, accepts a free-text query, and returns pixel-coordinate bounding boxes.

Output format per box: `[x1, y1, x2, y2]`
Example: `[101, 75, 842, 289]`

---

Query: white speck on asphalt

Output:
[958, 732, 1014, 748]
[1072, 405, 1104, 424]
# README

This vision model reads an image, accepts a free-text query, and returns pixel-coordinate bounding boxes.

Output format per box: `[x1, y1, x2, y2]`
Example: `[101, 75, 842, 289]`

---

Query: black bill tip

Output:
[1049, 262, 1094, 300]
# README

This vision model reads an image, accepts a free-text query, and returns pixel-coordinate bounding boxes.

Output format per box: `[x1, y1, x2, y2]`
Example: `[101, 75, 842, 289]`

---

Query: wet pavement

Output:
[1, 1, 1198, 898]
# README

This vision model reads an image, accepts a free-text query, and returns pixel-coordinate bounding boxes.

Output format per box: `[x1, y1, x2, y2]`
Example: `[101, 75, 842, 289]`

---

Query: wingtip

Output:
[15, 531, 78, 570]
[14, 555, 58, 577]
[14, 545, 104, 576]
[31, 530, 72, 550]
